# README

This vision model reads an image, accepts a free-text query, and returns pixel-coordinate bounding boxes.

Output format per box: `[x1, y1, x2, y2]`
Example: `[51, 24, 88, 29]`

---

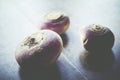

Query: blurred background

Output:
[0, 0, 120, 80]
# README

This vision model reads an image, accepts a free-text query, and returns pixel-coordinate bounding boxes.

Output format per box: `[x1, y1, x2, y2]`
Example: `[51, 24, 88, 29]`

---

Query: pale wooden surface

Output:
[0, 0, 120, 80]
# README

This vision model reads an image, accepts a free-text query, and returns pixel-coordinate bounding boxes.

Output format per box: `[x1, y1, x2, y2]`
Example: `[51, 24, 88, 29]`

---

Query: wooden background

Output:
[0, 0, 120, 80]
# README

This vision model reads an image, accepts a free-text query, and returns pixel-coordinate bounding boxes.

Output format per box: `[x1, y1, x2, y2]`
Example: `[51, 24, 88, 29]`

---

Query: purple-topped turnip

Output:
[80, 24, 114, 52]
[15, 30, 63, 67]
[39, 11, 70, 34]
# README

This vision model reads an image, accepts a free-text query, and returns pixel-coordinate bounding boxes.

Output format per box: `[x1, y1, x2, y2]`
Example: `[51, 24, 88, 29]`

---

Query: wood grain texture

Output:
[0, 0, 120, 80]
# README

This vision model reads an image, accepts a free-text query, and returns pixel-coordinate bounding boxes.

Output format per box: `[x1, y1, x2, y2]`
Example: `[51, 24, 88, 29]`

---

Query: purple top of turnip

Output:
[81, 24, 115, 52]
[15, 30, 63, 67]
[39, 11, 70, 34]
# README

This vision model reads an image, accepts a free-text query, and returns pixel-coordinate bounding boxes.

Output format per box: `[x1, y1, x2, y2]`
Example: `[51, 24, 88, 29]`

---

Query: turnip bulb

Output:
[39, 11, 70, 34]
[81, 24, 114, 52]
[15, 30, 63, 67]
